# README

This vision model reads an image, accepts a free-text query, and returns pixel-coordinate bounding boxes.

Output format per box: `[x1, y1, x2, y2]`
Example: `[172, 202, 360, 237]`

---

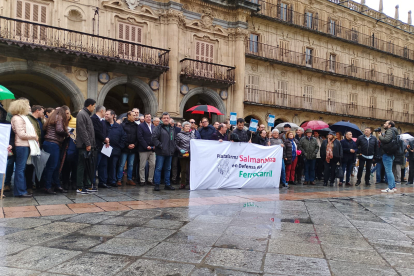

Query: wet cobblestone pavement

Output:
[1, 181, 414, 275]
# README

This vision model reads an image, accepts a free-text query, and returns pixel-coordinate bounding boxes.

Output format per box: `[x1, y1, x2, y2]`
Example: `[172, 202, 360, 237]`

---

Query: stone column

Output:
[87, 70, 98, 101]
[163, 10, 183, 116]
[232, 28, 248, 119]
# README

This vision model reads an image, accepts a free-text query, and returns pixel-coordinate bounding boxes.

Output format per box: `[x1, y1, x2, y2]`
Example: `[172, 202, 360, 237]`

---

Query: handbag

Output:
[335, 163, 343, 178]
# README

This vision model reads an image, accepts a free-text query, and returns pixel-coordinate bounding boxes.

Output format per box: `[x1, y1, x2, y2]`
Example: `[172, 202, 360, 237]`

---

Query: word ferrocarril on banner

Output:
[190, 140, 283, 190]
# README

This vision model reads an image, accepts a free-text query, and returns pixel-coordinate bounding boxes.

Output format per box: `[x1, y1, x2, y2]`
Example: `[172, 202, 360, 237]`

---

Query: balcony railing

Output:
[180, 58, 235, 86]
[246, 40, 414, 91]
[255, 1, 414, 62]
[244, 89, 414, 124]
[0, 16, 169, 70]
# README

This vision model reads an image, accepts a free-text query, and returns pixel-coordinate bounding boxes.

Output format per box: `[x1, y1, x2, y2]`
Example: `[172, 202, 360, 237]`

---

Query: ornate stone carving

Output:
[75, 69, 88, 81]
[228, 28, 249, 40]
[281, 71, 286, 77]
[330, 80, 336, 86]
[162, 9, 185, 25]
[307, 75, 312, 82]
[124, 0, 139, 10]
[251, 64, 258, 72]
[352, 84, 357, 90]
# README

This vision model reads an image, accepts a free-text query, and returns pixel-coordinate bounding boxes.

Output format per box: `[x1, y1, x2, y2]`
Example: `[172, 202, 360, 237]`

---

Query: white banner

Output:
[0, 123, 11, 174]
[190, 140, 283, 190]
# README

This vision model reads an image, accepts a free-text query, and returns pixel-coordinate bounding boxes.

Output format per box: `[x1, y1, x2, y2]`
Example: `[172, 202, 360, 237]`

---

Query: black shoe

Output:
[171, 180, 177, 185]
[139, 182, 146, 186]
[76, 189, 89, 194]
[154, 185, 160, 191]
[55, 187, 68, 193]
[98, 184, 108, 188]
[406, 182, 413, 185]
[365, 182, 371, 186]
[86, 187, 98, 192]
[329, 183, 334, 187]
[18, 193, 32, 198]
[355, 180, 361, 186]
[45, 188, 56, 195]
[146, 182, 154, 186]
[323, 183, 328, 186]
[110, 183, 117, 187]
[165, 185, 175, 190]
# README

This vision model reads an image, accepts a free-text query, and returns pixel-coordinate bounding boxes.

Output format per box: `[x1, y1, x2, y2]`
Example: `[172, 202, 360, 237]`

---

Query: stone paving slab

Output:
[0, 184, 414, 275]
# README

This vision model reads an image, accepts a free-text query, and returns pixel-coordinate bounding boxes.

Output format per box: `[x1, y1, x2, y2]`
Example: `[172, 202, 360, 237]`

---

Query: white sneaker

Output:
[395, 182, 401, 185]
[381, 188, 394, 193]
[392, 188, 397, 192]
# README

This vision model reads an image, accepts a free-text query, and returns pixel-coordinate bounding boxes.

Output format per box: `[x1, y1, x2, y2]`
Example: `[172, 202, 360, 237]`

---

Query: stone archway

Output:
[0, 61, 84, 111]
[179, 87, 226, 122]
[98, 76, 158, 116]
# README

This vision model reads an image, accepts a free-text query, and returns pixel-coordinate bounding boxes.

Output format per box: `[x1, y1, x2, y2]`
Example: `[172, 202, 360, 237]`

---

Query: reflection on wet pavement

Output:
[0, 182, 413, 275]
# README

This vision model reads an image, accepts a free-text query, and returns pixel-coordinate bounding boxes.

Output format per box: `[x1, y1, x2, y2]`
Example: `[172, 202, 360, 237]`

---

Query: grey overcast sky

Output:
[364, 0, 414, 23]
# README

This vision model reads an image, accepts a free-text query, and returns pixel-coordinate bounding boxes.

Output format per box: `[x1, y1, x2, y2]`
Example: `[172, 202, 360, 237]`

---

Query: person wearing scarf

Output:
[284, 131, 299, 185]
[9, 99, 39, 197]
[320, 131, 343, 186]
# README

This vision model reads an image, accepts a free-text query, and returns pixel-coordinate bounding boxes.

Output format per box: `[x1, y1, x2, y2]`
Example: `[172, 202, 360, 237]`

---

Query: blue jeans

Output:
[96, 153, 108, 185]
[340, 159, 354, 183]
[117, 152, 135, 181]
[304, 159, 316, 182]
[5, 155, 15, 186]
[280, 160, 286, 185]
[154, 155, 172, 186]
[14, 146, 30, 196]
[383, 154, 395, 189]
[107, 155, 119, 185]
[42, 141, 61, 189]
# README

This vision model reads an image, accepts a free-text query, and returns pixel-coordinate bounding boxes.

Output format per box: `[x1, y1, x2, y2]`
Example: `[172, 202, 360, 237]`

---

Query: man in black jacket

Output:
[76, 99, 96, 194]
[339, 131, 358, 186]
[356, 127, 377, 186]
[117, 111, 138, 186]
[91, 105, 108, 189]
[137, 114, 156, 186]
[104, 110, 126, 187]
[151, 112, 176, 191]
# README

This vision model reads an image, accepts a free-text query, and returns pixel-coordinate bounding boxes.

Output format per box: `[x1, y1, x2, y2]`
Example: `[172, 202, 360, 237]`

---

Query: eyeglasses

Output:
[190, 121, 195, 124]
[202, 121, 208, 123]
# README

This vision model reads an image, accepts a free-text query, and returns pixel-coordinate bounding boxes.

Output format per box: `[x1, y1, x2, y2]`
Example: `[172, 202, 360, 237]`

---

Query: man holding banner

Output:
[231, 118, 251, 143]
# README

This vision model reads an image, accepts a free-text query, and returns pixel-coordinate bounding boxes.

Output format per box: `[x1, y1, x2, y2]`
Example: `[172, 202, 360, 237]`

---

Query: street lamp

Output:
[123, 84, 129, 104]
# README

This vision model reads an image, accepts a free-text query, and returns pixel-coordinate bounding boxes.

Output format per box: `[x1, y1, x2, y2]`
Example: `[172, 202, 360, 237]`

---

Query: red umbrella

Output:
[301, 120, 329, 130]
[186, 105, 224, 116]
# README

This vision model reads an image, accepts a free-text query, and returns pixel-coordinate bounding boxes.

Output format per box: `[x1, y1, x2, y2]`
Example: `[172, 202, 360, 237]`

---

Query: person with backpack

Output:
[378, 121, 400, 193]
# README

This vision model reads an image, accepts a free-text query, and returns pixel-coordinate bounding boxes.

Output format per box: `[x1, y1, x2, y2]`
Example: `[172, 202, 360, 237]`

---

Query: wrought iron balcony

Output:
[244, 88, 414, 124]
[254, 1, 414, 62]
[246, 40, 414, 92]
[180, 58, 235, 87]
[0, 16, 169, 74]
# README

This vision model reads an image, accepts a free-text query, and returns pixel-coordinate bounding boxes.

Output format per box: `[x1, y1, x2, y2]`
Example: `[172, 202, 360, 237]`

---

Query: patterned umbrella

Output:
[301, 120, 329, 130]
[186, 105, 224, 115]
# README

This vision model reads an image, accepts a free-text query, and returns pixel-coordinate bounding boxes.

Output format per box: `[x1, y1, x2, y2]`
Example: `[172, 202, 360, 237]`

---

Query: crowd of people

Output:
[0, 97, 411, 198]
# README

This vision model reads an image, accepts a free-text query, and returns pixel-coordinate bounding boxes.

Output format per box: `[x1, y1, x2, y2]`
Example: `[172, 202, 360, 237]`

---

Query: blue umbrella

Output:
[330, 121, 362, 138]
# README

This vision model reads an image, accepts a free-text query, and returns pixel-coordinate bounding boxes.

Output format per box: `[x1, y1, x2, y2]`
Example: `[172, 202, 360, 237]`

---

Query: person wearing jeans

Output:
[42, 106, 70, 194]
[378, 120, 399, 192]
[10, 99, 39, 197]
[117, 111, 138, 186]
[151, 112, 176, 191]
[339, 131, 358, 186]
[299, 129, 319, 185]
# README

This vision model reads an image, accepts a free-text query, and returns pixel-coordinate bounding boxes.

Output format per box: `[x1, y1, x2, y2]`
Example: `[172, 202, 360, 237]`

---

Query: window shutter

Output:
[24, 2, 30, 20]
[195, 41, 214, 62]
[314, 13, 318, 31]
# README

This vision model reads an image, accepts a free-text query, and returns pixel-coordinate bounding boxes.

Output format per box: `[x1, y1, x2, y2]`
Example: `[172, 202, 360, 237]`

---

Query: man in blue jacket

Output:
[103, 109, 126, 187]
[340, 131, 358, 186]
[198, 117, 216, 140]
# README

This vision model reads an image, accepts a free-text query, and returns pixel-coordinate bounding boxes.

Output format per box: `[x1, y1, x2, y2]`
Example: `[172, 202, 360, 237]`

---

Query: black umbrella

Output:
[32, 150, 50, 182]
[330, 122, 363, 138]
[315, 128, 331, 136]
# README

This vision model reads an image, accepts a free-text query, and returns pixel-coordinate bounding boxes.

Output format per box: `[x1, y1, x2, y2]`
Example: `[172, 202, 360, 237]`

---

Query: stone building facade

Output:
[0, 0, 413, 132]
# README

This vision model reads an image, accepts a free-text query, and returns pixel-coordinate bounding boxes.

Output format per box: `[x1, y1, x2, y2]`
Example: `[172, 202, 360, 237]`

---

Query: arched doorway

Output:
[98, 76, 158, 116]
[103, 84, 144, 116]
[180, 87, 226, 124]
[244, 115, 258, 126]
[0, 62, 84, 111]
